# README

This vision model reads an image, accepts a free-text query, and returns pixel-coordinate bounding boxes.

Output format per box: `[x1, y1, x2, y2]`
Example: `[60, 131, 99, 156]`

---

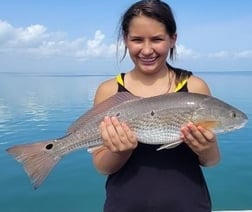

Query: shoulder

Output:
[94, 77, 118, 105]
[187, 75, 212, 95]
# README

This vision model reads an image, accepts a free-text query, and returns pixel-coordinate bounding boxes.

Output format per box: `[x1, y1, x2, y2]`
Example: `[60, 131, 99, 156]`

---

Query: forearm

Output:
[92, 147, 133, 175]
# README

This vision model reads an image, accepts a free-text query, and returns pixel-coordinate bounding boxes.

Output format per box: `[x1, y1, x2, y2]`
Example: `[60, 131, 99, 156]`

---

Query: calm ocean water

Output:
[0, 71, 251, 212]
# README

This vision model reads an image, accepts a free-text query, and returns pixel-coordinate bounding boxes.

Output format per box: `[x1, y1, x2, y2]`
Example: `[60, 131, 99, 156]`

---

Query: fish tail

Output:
[6, 140, 61, 189]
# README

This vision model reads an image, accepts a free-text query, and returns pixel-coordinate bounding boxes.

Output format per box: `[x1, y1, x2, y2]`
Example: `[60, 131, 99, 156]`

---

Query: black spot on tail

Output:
[45, 143, 53, 150]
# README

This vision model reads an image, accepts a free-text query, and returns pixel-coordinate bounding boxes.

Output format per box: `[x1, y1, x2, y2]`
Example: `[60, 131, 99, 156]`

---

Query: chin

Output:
[140, 64, 160, 74]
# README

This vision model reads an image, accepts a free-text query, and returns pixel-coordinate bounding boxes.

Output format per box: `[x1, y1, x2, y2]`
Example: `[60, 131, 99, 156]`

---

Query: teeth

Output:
[140, 57, 156, 63]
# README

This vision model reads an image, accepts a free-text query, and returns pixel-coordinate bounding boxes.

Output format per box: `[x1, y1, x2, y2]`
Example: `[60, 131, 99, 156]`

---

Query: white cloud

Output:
[176, 44, 200, 59]
[208, 50, 252, 59]
[75, 30, 117, 60]
[1, 19, 252, 66]
[0, 20, 14, 43]
[208, 51, 231, 59]
[0, 19, 117, 60]
[17, 24, 47, 42]
[234, 50, 252, 59]
[0, 20, 50, 49]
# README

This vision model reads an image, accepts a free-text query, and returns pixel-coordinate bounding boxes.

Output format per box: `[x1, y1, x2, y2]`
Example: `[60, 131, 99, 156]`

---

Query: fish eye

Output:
[230, 111, 237, 118]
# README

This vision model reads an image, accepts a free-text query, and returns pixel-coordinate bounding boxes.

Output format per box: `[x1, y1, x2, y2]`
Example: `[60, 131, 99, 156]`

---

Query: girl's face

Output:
[124, 15, 176, 74]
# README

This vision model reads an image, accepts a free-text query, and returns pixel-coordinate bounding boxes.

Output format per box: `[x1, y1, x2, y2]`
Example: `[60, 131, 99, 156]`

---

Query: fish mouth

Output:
[225, 120, 248, 132]
[239, 119, 248, 129]
[214, 119, 248, 134]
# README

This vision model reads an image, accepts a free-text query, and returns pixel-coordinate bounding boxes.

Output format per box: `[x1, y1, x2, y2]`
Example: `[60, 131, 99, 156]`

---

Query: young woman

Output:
[92, 1, 220, 211]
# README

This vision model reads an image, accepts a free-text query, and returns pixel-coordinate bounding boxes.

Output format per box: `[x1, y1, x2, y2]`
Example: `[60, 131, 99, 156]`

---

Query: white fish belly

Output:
[128, 109, 193, 145]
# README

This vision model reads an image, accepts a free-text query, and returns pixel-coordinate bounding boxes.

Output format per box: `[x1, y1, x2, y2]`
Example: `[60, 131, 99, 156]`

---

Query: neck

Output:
[125, 67, 175, 97]
[130, 67, 171, 86]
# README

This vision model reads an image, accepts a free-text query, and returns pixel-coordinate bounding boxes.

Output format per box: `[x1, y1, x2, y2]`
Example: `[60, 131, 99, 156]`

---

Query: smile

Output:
[139, 57, 158, 64]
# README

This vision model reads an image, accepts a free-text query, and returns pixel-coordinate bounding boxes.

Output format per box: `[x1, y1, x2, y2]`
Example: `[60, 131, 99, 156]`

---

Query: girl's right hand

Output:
[100, 116, 138, 153]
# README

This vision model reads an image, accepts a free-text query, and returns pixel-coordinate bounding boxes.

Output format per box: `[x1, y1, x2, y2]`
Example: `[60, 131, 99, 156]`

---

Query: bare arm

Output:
[91, 79, 138, 175]
[181, 75, 221, 166]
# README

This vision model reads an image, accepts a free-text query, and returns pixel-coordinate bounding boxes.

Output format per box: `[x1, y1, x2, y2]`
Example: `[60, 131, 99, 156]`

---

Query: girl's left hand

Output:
[180, 122, 217, 156]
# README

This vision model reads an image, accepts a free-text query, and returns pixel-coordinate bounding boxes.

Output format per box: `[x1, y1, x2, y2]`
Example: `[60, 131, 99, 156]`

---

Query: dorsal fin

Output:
[67, 92, 140, 133]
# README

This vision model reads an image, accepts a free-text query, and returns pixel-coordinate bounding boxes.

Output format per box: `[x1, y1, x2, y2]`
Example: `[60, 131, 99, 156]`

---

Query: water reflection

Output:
[23, 91, 49, 127]
[0, 74, 107, 142]
[0, 98, 12, 123]
[0, 98, 13, 138]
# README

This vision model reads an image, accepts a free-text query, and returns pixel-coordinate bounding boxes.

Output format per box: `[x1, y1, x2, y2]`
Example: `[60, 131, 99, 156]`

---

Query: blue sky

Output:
[0, 0, 252, 74]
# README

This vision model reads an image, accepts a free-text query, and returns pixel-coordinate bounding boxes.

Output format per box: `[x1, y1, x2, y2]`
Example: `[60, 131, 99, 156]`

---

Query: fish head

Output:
[192, 96, 248, 133]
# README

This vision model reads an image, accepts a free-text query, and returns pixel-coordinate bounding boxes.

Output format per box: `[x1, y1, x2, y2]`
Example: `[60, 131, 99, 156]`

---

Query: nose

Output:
[141, 41, 153, 56]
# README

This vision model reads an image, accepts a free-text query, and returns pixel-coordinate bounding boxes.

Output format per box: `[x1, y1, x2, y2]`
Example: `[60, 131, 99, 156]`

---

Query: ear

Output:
[123, 34, 128, 47]
[170, 33, 177, 48]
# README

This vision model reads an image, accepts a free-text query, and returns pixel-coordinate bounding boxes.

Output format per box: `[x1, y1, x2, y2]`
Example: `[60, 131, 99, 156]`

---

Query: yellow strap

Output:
[117, 73, 187, 92]
[175, 79, 187, 92]
[116, 74, 124, 86]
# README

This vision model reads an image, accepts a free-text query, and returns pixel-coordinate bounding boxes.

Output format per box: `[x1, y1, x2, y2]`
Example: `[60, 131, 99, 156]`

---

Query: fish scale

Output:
[131, 109, 194, 144]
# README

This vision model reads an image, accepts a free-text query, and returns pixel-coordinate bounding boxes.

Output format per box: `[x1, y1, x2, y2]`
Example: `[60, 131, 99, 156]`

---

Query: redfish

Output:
[6, 92, 248, 189]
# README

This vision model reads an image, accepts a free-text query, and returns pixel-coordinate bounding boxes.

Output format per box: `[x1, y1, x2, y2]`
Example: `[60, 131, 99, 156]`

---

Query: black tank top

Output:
[104, 71, 211, 212]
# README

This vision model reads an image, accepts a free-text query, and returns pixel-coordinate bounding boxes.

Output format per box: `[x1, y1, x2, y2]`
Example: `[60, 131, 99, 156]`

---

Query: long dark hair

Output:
[117, 0, 192, 83]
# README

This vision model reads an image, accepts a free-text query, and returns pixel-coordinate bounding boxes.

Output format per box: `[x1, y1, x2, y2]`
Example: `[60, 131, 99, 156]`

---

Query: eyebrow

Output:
[128, 34, 166, 38]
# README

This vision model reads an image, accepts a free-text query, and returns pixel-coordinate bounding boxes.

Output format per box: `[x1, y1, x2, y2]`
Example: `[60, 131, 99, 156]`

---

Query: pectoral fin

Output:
[194, 120, 220, 130]
[156, 140, 182, 151]
[87, 145, 104, 153]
